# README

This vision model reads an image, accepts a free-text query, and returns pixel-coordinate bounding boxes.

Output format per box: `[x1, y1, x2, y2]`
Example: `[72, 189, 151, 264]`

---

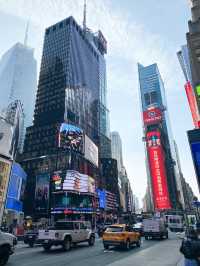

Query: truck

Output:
[38, 220, 95, 251]
[0, 230, 17, 265]
[165, 215, 184, 232]
[143, 218, 168, 240]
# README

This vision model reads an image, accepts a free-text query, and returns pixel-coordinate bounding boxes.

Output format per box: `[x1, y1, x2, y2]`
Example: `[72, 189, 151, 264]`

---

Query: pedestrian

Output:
[180, 228, 200, 266]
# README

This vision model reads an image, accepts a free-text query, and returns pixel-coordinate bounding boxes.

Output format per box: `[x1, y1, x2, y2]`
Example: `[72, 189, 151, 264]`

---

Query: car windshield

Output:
[54, 222, 74, 230]
[106, 226, 124, 232]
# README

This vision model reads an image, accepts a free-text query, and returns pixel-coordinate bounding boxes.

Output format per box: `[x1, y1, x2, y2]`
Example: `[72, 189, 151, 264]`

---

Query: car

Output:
[24, 230, 43, 247]
[38, 220, 95, 251]
[0, 230, 17, 266]
[102, 224, 141, 250]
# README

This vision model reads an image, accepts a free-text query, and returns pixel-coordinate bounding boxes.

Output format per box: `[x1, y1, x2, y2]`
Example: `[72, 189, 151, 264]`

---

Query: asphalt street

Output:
[8, 235, 184, 266]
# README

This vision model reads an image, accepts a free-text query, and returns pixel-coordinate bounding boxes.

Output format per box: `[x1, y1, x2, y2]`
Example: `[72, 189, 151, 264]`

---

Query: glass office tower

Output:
[138, 63, 184, 211]
[22, 16, 111, 217]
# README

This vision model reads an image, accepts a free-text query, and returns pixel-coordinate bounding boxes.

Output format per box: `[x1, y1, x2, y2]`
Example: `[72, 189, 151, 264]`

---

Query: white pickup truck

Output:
[38, 220, 95, 251]
[143, 218, 168, 240]
[0, 230, 17, 265]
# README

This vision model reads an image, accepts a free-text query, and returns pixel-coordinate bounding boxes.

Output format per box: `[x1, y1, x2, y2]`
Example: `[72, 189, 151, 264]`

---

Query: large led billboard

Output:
[84, 135, 99, 167]
[0, 118, 14, 159]
[6, 163, 27, 212]
[185, 82, 200, 128]
[146, 131, 171, 210]
[0, 158, 11, 221]
[143, 108, 162, 126]
[58, 123, 83, 152]
[35, 173, 50, 214]
[52, 170, 96, 194]
[188, 129, 200, 192]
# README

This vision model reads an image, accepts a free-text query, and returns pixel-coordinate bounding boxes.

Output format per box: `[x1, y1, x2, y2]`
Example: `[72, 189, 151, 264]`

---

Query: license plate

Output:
[44, 232, 49, 235]
[44, 240, 49, 243]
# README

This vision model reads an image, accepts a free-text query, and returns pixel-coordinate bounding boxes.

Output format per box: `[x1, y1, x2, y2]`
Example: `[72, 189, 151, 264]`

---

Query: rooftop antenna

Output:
[83, 0, 87, 31]
[24, 20, 29, 46]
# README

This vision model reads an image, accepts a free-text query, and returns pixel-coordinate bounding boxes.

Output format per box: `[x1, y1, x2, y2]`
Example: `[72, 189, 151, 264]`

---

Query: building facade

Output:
[187, 0, 200, 113]
[21, 16, 111, 218]
[0, 43, 37, 150]
[138, 63, 183, 211]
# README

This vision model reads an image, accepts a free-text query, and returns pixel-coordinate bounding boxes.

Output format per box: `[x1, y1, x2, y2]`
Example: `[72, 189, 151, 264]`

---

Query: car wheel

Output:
[88, 236, 95, 246]
[166, 233, 168, 239]
[29, 241, 34, 248]
[125, 239, 130, 250]
[136, 238, 141, 247]
[63, 237, 71, 251]
[43, 244, 51, 251]
[0, 246, 10, 266]
[103, 243, 109, 250]
[145, 236, 148, 240]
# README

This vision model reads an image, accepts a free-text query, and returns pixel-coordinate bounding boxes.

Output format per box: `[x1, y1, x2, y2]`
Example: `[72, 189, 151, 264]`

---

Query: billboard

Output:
[185, 82, 200, 128]
[146, 131, 171, 210]
[35, 173, 50, 214]
[62, 170, 95, 194]
[58, 123, 83, 152]
[97, 189, 106, 209]
[0, 119, 14, 158]
[6, 163, 27, 212]
[0, 158, 11, 221]
[84, 135, 99, 167]
[143, 108, 162, 126]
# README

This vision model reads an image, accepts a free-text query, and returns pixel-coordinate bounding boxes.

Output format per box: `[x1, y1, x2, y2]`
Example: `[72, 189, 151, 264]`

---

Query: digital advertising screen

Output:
[146, 131, 171, 210]
[188, 129, 200, 191]
[143, 108, 162, 126]
[58, 123, 83, 152]
[35, 173, 50, 214]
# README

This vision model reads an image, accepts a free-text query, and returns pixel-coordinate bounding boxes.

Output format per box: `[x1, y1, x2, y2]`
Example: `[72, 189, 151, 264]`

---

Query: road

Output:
[8, 235, 184, 266]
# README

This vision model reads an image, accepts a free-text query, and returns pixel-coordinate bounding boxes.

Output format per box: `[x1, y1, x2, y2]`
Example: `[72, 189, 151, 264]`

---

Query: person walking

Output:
[180, 227, 200, 266]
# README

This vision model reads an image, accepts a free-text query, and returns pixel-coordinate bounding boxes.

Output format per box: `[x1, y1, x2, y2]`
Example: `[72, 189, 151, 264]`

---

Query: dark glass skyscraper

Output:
[22, 16, 111, 216]
[138, 63, 184, 211]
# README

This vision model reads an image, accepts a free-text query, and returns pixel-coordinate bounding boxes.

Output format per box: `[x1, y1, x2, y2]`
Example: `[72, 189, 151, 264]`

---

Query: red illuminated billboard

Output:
[146, 131, 171, 210]
[143, 108, 162, 126]
[185, 82, 200, 129]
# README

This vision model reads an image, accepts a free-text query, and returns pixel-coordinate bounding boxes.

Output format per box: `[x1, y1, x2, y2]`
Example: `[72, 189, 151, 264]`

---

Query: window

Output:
[106, 226, 124, 232]
[144, 91, 158, 106]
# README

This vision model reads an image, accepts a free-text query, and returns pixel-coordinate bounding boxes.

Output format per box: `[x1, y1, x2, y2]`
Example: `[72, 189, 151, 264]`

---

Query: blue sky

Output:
[0, 0, 198, 201]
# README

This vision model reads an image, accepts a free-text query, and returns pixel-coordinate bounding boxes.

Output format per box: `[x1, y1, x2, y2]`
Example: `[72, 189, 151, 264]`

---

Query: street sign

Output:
[193, 201, 200, 207]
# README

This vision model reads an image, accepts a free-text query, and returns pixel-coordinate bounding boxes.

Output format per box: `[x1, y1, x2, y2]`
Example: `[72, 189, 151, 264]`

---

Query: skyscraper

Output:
[0, 42, 37, 147]
[177, 45, 200, 128]
[22, 16, 111, 217]
[187, 0, 200, 112]
[138, 63, 183, 211]
[111, 131, 123, 173]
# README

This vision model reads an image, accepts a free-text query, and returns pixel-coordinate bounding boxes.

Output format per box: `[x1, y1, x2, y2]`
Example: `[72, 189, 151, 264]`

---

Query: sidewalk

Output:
[107, 239, 183, 266]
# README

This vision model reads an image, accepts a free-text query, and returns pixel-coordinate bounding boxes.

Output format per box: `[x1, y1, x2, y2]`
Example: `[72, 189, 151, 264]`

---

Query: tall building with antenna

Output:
[0, 25, 37, 151]
[21, 8, 111, 217]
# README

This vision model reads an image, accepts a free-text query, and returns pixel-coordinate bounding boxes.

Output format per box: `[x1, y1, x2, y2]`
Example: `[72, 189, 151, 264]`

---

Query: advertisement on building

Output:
[97, 189, 106, 209]
[185, 82, 200, 128]
[146, 131, 171, 210]
[58, 123, 83, 153]
[188, 129, 200, 191]
[6, 163, 27, 212]
[0, 118, 14, 159]
[0, 158, 11, 222]
[62, 170, 95, 194]
[143, 108, 162, 126]
[84, 135, 99, 167]
[35, 173, 50, 214]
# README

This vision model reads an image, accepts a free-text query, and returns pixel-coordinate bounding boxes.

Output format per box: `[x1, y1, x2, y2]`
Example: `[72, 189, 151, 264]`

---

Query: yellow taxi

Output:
[102, 224, 141, 250]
